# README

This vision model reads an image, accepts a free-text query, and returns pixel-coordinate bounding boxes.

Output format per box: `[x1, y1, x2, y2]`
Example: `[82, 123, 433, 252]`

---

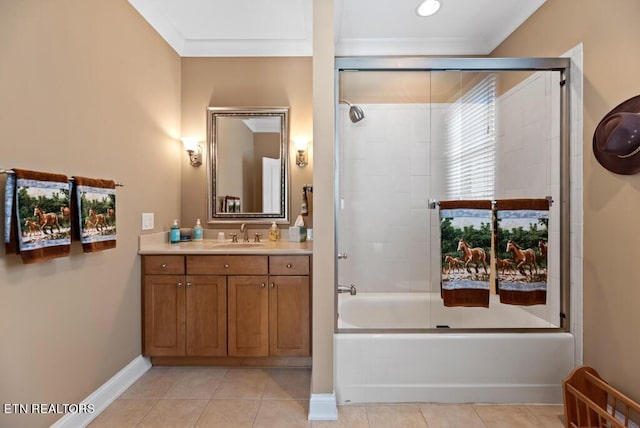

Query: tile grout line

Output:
[129, 367, 182, 427]
[136, 367, 222, 427]
[252, 398, 266, 428]
[523, 404, 547, 428]
[134, 399, 162, 428]
[418, 405, 431, 428]
[190, 399, 208, 428]
[251, 370, 269, 427]
[208, 367, 227, 401]
[471, 404, 490, 428]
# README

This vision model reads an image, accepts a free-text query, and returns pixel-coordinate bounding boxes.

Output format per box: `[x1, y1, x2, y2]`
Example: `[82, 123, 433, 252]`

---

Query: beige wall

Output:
[0, 1, 181, 427]
[180, 57, 314, 230]
[311, 0, 335, 396]
[492, 0, 640, 400]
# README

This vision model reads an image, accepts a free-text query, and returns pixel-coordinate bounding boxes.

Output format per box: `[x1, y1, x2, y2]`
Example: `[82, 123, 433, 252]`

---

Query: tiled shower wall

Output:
[338, 104, 434, 293]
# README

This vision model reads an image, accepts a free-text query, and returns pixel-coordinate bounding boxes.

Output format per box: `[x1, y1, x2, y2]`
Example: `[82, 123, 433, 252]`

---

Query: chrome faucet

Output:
[337, 284, 357, 295]
[240, 223, 249, 242]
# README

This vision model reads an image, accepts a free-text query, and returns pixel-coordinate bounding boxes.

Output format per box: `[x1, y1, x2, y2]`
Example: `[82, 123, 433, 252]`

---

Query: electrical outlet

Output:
[142, 213, 154, 231]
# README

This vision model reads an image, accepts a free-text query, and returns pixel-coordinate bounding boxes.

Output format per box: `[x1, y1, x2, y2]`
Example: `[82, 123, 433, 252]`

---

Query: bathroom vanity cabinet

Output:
[142, 256, 227, 357]
[141, 252, 311, 366]
[225, 255, 310, 357]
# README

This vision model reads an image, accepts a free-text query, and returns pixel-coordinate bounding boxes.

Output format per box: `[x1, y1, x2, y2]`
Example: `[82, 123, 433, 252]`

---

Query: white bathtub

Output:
[338, 292, 556, 329]
[335, 292, 575, 404]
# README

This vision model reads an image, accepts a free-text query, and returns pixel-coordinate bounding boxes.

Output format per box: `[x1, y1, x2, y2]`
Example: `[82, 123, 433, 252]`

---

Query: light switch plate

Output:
[142, 213, 154, 230]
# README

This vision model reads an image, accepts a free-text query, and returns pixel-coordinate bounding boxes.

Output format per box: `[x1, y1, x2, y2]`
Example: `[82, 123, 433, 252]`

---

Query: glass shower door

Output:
[336, 65, 564, 331]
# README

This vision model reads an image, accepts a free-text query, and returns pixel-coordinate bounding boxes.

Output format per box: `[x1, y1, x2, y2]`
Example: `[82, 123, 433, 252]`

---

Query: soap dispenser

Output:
[193, 218, 204, 241]
[170, 219, 180, 244]
[269, 222, 280, 241]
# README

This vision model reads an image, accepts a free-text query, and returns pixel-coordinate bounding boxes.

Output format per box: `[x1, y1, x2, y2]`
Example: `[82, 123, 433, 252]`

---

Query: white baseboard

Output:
[50, 355, 151, 428]
[308, 393, 338, 421]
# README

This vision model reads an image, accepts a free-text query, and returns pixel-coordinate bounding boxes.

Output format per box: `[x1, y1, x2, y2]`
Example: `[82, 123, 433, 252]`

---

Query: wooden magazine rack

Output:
[563, 366, 640, 427]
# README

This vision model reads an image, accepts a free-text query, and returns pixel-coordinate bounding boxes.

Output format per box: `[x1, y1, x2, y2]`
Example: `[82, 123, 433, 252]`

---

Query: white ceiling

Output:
[128, 0, 546, 57]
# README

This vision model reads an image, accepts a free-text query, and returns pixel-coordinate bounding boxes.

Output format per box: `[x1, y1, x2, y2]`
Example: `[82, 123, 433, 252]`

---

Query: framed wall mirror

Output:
[207, 106, 289, 224]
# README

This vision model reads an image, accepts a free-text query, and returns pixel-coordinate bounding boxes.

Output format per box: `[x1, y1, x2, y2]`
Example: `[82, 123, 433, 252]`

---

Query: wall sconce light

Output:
[181, 137, 202, 167]
[295, 138, 310, 167]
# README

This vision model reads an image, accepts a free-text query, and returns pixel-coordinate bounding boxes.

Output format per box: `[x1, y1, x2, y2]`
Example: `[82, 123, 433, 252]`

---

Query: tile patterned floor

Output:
[89, 367, 565, 427]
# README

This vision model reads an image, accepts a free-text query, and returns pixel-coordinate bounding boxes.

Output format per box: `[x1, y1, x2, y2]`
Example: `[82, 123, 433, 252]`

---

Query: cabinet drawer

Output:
[269, 256, 310, 275]
[143, 255, 185, 275]
[187, 255, 268, 275]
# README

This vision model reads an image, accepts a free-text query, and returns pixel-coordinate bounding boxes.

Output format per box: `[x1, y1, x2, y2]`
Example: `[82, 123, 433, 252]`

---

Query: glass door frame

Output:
[334, 57, 571, 333]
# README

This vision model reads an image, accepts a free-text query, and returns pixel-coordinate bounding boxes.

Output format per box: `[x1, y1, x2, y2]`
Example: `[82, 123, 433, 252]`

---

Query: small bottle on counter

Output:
[269, 221, 280, 241]
[193, 219, 204, 241]
[170, 219, 180, 244]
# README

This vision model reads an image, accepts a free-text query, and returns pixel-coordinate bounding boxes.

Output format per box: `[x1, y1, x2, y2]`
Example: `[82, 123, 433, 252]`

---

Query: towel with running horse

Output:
[495, 198, 549, 306]
[439, 200, 492, 308]
[4, 169, 72, 263]
[72, 176, 116, 253]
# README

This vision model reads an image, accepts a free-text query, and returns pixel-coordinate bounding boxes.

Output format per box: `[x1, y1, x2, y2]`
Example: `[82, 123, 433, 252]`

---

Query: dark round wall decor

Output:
[593, 94, 640, 175]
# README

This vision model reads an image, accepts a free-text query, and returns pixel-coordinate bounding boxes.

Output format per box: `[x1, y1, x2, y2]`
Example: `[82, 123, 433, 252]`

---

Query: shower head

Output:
[340, 100, 365, 123]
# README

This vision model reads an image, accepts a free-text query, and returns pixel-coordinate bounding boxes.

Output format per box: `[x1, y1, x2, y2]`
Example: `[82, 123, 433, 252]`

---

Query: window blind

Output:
[444, 74, 496, 199]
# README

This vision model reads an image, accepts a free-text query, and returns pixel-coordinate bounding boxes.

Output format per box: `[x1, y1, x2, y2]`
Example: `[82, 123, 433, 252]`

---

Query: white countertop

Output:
[138, 232, 312, 255]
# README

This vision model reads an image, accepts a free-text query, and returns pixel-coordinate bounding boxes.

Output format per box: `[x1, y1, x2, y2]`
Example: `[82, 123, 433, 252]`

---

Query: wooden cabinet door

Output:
[185, 275, 227, 356]
[228, 276, 269, 357]
[143, 275, 186, 356]
[269, 276, 310, 357]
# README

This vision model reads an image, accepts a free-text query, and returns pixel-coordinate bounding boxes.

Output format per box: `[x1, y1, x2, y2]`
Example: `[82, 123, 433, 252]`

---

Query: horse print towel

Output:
[439, 200, 492, 308]
[495, 198, 549, 306]
[72, 176, 116, 253]
[4, 169, 72, 263]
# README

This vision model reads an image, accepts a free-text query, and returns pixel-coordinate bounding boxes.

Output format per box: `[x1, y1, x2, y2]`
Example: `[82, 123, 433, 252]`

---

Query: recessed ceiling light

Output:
[417, 0, 441, 17]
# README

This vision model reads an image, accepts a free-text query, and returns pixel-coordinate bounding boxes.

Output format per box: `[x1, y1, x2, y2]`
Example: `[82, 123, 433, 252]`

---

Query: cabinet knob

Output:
[270, 283, 275, 288]
[286, 263, 292, 268]
[177, 282, 183, 288]
[186, 282, 192, 288]
[260, 283, 266, 288]
[161, 263, 167, 268]
[224, 264, 230, 268]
